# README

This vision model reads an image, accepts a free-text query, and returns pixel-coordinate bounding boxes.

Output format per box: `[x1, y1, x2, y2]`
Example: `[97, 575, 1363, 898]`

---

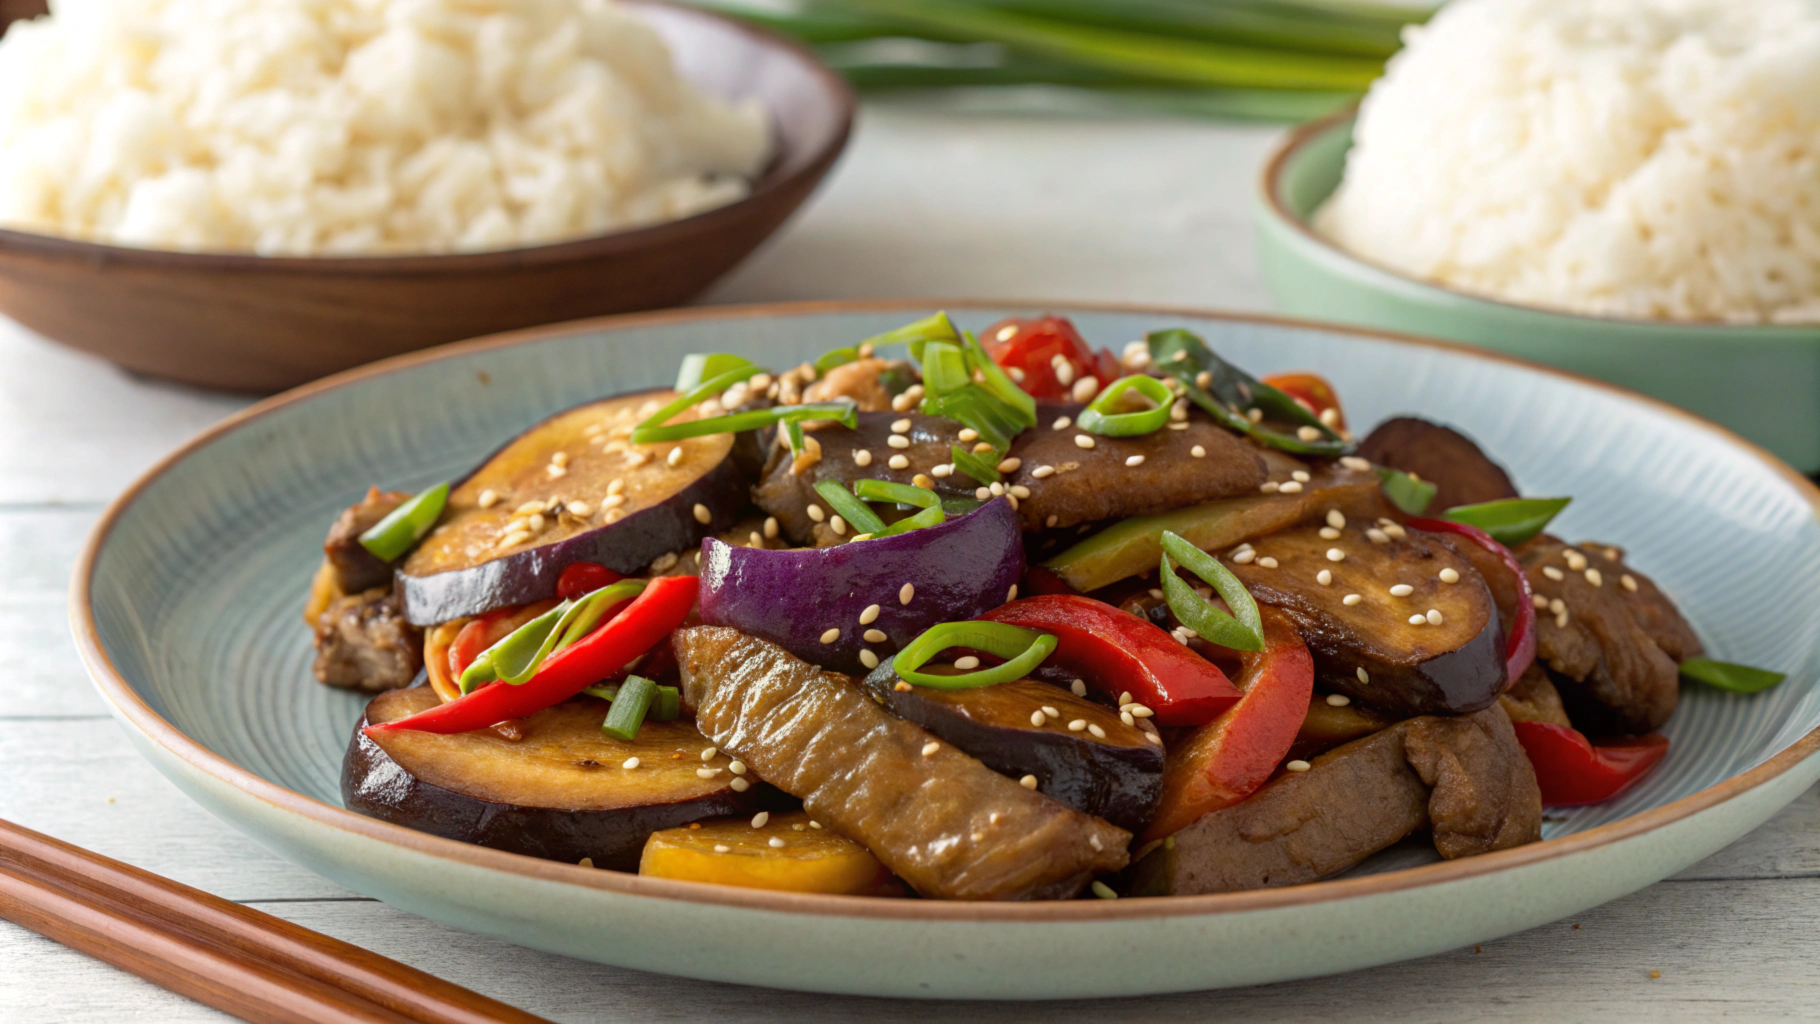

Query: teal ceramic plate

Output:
[73, 301, 1820, 998]
[1255, 111, 1820, 472]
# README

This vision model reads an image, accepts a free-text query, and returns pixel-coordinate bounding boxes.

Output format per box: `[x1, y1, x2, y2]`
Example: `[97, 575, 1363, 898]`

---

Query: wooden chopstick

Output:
[0, 817, 554, 1024]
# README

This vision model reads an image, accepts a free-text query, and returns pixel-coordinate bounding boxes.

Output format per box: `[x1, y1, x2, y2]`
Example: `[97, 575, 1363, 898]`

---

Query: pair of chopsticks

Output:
[0, 817, 553, 1024]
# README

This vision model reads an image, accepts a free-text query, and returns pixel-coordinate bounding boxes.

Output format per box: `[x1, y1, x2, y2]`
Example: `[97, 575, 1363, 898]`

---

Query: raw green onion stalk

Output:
[892, 620, 1058, 689]
[1158, 530, 1265, 652]
[632, 351, 857, 454]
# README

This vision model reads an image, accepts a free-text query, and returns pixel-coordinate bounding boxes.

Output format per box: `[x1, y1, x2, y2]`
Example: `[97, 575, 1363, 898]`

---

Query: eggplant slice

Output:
[397, 389, 749, 625]
[675, 626, 1130, 900]
[858, 669, 1164, 832]
[343, 687, 760, 869]
[1356, 416, 1519, 513]
[1226, 521, 1506, 717]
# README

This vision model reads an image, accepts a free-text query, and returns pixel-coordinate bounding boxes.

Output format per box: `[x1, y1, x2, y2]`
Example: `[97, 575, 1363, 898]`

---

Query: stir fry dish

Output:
[304, 313, 1784, 901]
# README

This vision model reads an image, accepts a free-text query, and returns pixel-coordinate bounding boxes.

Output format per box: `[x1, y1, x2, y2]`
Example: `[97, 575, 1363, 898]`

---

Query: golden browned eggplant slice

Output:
[675, 626, 1130, 900]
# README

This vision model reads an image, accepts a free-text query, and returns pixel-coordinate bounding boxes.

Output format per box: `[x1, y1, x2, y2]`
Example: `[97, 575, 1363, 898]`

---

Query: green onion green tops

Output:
[815, 479, 949, 538]
[1679, 658, 1786, 695]
[601, 674, 657, 741]
[1158, 530, 1265, 652]
[813, 345, 863, 373]
[1441, 497, 1571, 548]
[674, 352, 757, 392]
[1377, 467, 1436, 516]
[1146, 328, 1349, 457]
[891, 621, 1059, 690]
[949, 444, 1002, 485]
[458, 580, 647, 692]
[813, 479, 889, 536]
[859, 310, 960, 364]
[357, 482, 449, 563]
[1077, 374, 1173, 437]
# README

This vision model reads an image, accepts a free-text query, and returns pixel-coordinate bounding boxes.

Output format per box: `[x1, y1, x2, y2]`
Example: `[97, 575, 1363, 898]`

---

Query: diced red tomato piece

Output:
[982, 316, 1120, 401]
[1262, 372, 1346, 431]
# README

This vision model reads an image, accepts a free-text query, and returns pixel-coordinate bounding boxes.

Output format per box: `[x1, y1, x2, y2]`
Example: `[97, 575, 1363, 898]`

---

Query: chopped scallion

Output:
[1680, 658, 1786, 695]
[1077, 374, 1174, 437]
[950, 444, 1002, 485]
[1441, 497, 1571, 548]
[860, 310, 960, 364]
[675, 353, 757, 392]
[892, 621, 1058, 690]
[601, 674, 656, 741]
[357, 482, 449, 563]
[581, 683, 621, 702]
[813, 346, 861, 373]
[1158, 530, 1265, 652]
[921, 387, 1021, 451]
[960, 329, 1037, 424]
[631, 400, 857, 446]
[874, 504, 946, 537]
[1377, 467, 1436, 516]
[813, 479, 889, 535]
[853, 478, 942, 508]
[632, 362, 766, 443]
[652, 684, 682, 722]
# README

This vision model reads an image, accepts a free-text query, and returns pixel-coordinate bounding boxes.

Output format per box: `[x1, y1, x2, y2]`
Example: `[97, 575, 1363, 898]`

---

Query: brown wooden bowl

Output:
[0, 0, 853, 392]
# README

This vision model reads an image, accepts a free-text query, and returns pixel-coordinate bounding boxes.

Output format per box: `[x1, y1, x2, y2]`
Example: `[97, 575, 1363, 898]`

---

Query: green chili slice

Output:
[1158, 530, 1265, 652]
[874, 505, 946, 537]
[601, 674, 656, 741]
[1146, 328, 1349, 457]
[631, 400, 857, 446]
[459, 580, 647, 692]
[1077, 374, 1174, 437]
[854, 479, 941, 509]
[812, 479, 889, 535]
[813, 346, 861, 374]
[1377, 467, 1436, 516]
[1442, 497, 1571, 548]
[892, 621, 1058, 690]
[357, 482, 449, 562]
[1680, 658, 1786, 694]
[950, 444, 1002, 485]
[675, 353, 756, 392]
[861, 311, 960, 364]
[632, 362, 766, 443]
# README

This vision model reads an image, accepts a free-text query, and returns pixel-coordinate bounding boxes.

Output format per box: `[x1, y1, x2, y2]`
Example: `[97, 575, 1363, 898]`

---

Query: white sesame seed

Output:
[954, 656, 981, 670]
[1257, 556, 1279, 568]
[763, 516, 779, 539]
[667, 446, 684, 467]
[863, 628, 887, 644]
[1053, 359, 1075, 386]
[1089, 836, 1106, 854]
[854, 449, 873, 467]
[1343, 594, 1362, 606]
[568, 500, 594, 518]
[1426, 609, 1445, 625]
[1052, 416, 1073, 432]
[1586, 568, 1603, 587]
[1260, 481, 1281, 494]
[1543, 566, 1565, 581]
[1072, 679, 1088, 697]
[887, 434, 911, 450]
[1286, 760, 1312, 773]
[1232, 549, 1257, 564]
[922, 742, 941, 757]
[1621, 574, 1639, 592]
[989, 481, 1006, 496]
[1088, 723, 1107, 739]
[768, 837, 786, 849]
[807, 504, 825, 522]
[1382, 522, 1407, 539]
[1125, 455, 1146, 467]
[1031, 711, 1046, 727]
[886, 454, 910, 470]
[622, 757, 641, 769]
[1278, 481, 1304, 494]
[957, 428, 980, 442]
[478, 489, 500, 509]
[729, 760, 746, 776]
[1020, 774, 1039, 789]
[701, 746, 718, 761]
[1118, 691, 1132, 705]
[1196, 370, 1213, 389]
[625, 451, 649, 468]
[854, 604, 880, 626]
[1121, 711, 1135, 726]
[1439, 567, 1461, 584]
[810, 820, 823, 829]
[975, 487, 991, 500]
[891, 418, 912, 434]
[1075, 434, 1096, 449]
[1009, 485, 1031, 499]
[1564, 550, 1588, 571]
[1326, 548, 1346, 562]
[1068, 719, 1088, 732]
[1292, 470, 1312, 483]
[820, 628, 840, 644]
[1042, 706, 1061, 720]
[899, 583, 915, 605]
[1340, 456, 1372, 471]
[1533, 594, 1550, 609]
[692, 503, 711, 524]
[1187, 445, 1206, 459]
[697, 768, 722, 778]
[1130, 705, 1153, 718]
[830, 516, 847, 536]
[891, 393, 914, 412]
[752, 811, 770, 828]
[1326, 694, 1352, 707]
[546, 464, 568, 479]
[1319, 527, 1341, 540]
[1360, 528, 1386, 544]
[859, 649, 879, 670]
[1389, 583, 1414, 597]
[713, 844, 731, 853]
[729, 777, 750, 792]
[1007, 584, 1018, 601]
[997, 457, 1022, 473]
[1046, 514, 1060, 527]
[1550, 598, 1566, 615]
[526, 513, 546, 533]
[1357, 667, 1370, 684]
[1556, 611, 1569, 628]
[1316, 569, 1333, 586]
[1408, 614, 1427, 626]
[1322, 510, 1345, 529]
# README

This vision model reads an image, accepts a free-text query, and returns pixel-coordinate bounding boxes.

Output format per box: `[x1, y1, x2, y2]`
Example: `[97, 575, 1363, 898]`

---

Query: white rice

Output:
[0, 0, 772, 255]
[1315, 0, 1820, 325]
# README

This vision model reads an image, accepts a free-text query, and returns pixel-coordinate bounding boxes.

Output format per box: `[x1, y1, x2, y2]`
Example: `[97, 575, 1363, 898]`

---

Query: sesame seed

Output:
[810, 820, 823, 829]
[1389, 583, 1414, 597]
[763, 516, 779, 538]
[1046, 514, 1060, 527]
[859, 649, 879, 669]
[1550, 598, 1566, 614]
[622, 757, 641, 769]
[1145, 732, 1163, 745]
[887, 434, 911, 450]
[922, 742, 941, 757]
[970, 831, 985, 842]
[1408, 614, 1427, 626]
[1187, 445, 1207, 459]
[913, 473, 934, 489]
[1357, 667, 1370, 684]
[957, 428, 980, 442]
[1439, 567, 1461, 584]
[1564, 550, 1588, 571]
[1029, 465, 1058, 482]
[1343, 594, 1362, 606]
[1041, 706, 1061, 720]
[511, 499, 547, 515]
[989, 481, 1006, 496]
[729, 760, 746, 776]
[807, 504, 825, 522]
[1260, 481, 1281, 494]
[729, 777, 750, 792]
[1053, 359, 1075, 386]
[820, 628, 840, 644]
[1007, 584, 1019, 601]
[1317, 569, 1333, 585]
[692, 503, 711, 524]
[1383, 522, 1407, 539]
[830, 516, 847, 536]
[578, 856, 593, 868]
[1130, 705, 1153, 719]
[1297, 426, 1322, 442]
[697, 768, 722, 778]
[1009, 484, 1031, 499]
[667, 446, 684, 467]
[1326, 548, 1346, 562]
[1326, 510, 1347, 529]
[607, 478, 625, 496]
[713, 844, 731, 853]
[1427, 609, 1445, 625]
[887, 454, 910, 470]
[1089, 836, 1105, 854]
[526, 513, 546, 532]
[854, 449, 873, 467]
[997, 457, 1022, 473]
[1088, 723, 1107, 739]
[954, 655, 981, 670]
[894, 680, 912, 692]
[1121, 711, 1135, 726]
[1326, 694, 1351, 707]
[1064, 719, 1088, 733]
[701, 746, 719, 761]
[1292, 470, 1312, 483]
[891, 418, 912, 434]
[1621, 574, 1639, 592]
[891, 393, 913, 412]
[1319, 527, 1341, 540]
[1556, 610, 1569, 628]
[1286, 760, 1312, 773]
[478, 489, 500, 509]
[1118, 691, 1132, 705]
[566, 500, 593, 518]
[1052, 416, 1072, 431]
[546, 464, 568, 479]
[1278, 481, 1304, 494]
[1031, 711, 1046, 727]
[931, 463, 954, 478]
[1340, 456, 1372, 471]
[1232, 549, 1257, 564]
[863, 628, 887, 644]
[751, 811, 770, 828]
[854, 604, 880, 626]
[769, 838, 786, 849]
[899, 583, 915, 605]
[625, 451, 649, 468]
[1075, 434, 1096, 449]
[1020, 774, 1039, 789]
[1534, 594, 1550, 609]
[1257, 556, 1279, 568]
[1072, 679, 1088, 697]
[1543, 566, 1565, 581]
[1585, 568, 1603, 587]
[1125, 455, 1146, 467]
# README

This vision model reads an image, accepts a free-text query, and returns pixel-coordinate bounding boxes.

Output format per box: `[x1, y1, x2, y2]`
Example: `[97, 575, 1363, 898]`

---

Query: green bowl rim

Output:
[1256, 107, 1820, 341]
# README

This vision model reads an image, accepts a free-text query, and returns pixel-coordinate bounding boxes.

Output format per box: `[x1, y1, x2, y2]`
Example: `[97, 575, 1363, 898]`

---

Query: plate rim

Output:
[70, 296, 1820, 923]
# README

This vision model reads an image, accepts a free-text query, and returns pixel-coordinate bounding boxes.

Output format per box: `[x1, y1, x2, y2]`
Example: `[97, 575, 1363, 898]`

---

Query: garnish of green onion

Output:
[961, 329, 1036, 424]
[632, 400, 857, 447]
[875, 505, 947, 537]
[357, 482, 449, 563]
[892, 621, 1058, 690]
[813, 479, 889, 535]
[458, 580, 647, 692]
[1441, 497, 1571, 548]
[1158, 530, 1265, 652]
[1146, 328, 1347, 457]
[853, 479, 941, 509]
[1377, 467, 1436, 516]
[860, 310, 960, 364]
[1680, 658, 1786, 695]
[632, 361, 765, 443]
[652, 684, 682, 722]
[601, 674, 656, 741]
[922, 388, 1021, 451]
[674, 353, 757, 392]
[950, 444, 1002, 485]
[581, 683, 621, 702]
[919, 340, 972, 395]
[813, 345, 861, 374]
[1077, 374, 1173, 437]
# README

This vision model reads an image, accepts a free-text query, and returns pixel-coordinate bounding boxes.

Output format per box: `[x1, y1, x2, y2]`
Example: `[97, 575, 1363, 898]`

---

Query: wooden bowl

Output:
[0, 1, 853, 392]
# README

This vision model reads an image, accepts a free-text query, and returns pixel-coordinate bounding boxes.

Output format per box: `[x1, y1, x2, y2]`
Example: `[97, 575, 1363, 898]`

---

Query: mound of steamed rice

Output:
[1315, 0, 1820, 325]
[0, 0, 772, 255]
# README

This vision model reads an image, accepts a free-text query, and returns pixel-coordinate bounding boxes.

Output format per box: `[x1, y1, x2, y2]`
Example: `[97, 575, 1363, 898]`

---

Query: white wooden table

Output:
[3, 102, 1815, 1022]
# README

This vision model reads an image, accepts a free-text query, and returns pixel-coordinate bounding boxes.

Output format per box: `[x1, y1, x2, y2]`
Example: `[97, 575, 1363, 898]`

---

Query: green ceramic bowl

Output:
[1255, 111, 1820, 472]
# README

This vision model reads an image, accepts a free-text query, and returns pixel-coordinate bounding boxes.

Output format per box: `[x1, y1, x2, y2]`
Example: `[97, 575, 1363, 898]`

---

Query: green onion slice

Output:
[892, 621, 1058, 690]
[1158, 530, 1266, 652]
[861, 311, 960, 364]
[632, 400, 857, 447]
[1441, 497, 1571, 548]
[581, 683, 620, 702]
[1680, 658, 1786, 695]
[940, 496, 985, 516]
[960, 329, 1037, 424]
[813, 346, 861, 374]
[602, 674, 656, 741]
[357, 482, 449, 563]
[922, 388, 1022, 452]
[459, 580, 647, 692]
[652, 684, 681, 722]
[919, 341, 973, 395]
[1146, 328, 1348, 456]
[1077, 374, 1174, 437]
[854, 479, 941, 509]
[812, 479, 889, 535]
[950, 444, 1002, 485]
[1377, 467, 1436, 516]
[675, 353, 757, 392]
[874, 505, 947, 537]
[632, 362, 766, 443]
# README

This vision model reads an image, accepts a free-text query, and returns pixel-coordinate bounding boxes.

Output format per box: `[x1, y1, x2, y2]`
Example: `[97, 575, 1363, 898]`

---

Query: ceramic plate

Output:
[72, 302, 1820, 999]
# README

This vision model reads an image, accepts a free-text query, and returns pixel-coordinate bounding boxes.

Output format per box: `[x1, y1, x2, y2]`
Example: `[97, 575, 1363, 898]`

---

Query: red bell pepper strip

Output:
[1407, 517, 1536, 687]
[1511, 721, 1669, 806]
[980, 594, 1242, 726]
[371, 575, 698, 735]
[1021, 565, 1083, 598]
[1261, 371, 1346, 431]
[1141, 608, 1313, 842]
[448, 601, 556, 679]
[556, 561, 624, 600]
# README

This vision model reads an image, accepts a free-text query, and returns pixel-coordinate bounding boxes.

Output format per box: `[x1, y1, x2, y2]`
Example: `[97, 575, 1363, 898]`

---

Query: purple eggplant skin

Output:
[698, 498, 1025, 676]
[394, 387, 750, 626]
[859, 668, 1164, 833]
